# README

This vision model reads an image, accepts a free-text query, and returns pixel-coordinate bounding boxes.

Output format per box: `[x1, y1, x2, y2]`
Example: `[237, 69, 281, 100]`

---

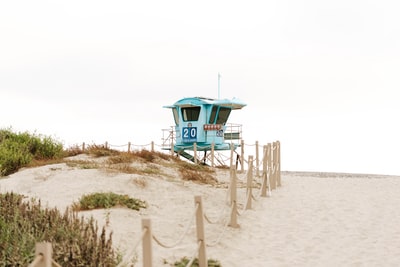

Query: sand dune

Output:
[1, 155, 400, 266]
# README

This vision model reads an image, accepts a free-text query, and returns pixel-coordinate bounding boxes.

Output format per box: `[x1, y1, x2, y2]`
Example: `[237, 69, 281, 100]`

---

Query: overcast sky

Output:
[1, 0, 399, 175]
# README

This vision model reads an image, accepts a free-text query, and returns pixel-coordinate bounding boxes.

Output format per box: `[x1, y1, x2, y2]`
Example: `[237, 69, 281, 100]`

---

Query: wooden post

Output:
[240, 139, 245, 172]
[246, 156, 253, 210]
[193, 143, 198, 164]
[194, 196, 207, 267]
[271, 142, 277, 190]
[230, 143, 234, 169]
[277, 141, 281, 187]
[105, 141, 108, 149]
[128, 142, 131, 153]
[211, 142, 215, 167]
[267, 143, 273, 192]
[255, 141, 260, 177]
[260, 145, 268, 197]
[29, 242, 52, 267]
[151, 141, 154, 152]
[142, 218, 153, 267]
[82, 142, 85, 152]
[267, 144, 272, 196]
[229, 168, 239, 228]
[170, 138, 174, 156]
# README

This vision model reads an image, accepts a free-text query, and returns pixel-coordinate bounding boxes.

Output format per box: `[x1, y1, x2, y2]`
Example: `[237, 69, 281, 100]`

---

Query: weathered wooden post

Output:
[194, 196, 207, 267]
[246, 156, 254, 210]
[193, 142, 198, 164]
[230, 144, 234, 169]
[29, 242, 52, 267]
[151, 141, 155, 152]
[255, 141, 260, 177]
[271, 142, 277, 190]
[267, 143, 273, 190]
[170, 138, 174, 156]
[262, 143, 272, 196]
[211, 142, 215, 167]
[229, 168, 239, 228]
[82, 142, 85, 152]
[128, 142, 131, 153]
[240, 139, 245, 172]
[142, 218, 153, 267]
[260, 145, 269, 197]
[277, 141, 281, 187]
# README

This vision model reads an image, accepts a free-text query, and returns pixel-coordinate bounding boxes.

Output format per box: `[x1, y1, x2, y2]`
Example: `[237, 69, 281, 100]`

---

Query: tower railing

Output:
[161, 126, 175, 150]
[223, 123, 242, 144]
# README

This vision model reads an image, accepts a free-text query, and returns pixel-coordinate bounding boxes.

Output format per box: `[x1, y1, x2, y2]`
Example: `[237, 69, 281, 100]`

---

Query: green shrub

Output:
[0, 128, 63, 176]
[0, 192, 119, 266]
[0, 138, 32, 176]
[34, 136, 63, 160]
[73, 192, 147, 211]
[173, 257, 222, 267]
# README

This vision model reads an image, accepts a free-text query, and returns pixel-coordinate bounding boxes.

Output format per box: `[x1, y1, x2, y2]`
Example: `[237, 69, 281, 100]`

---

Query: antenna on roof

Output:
[218, 72, 221, 99]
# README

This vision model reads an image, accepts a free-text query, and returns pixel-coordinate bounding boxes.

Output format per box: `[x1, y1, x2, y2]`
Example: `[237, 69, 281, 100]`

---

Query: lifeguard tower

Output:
[162, 96, 246, 165]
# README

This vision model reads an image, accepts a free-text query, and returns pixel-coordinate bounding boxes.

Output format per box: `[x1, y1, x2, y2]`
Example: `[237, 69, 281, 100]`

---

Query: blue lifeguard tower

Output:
[162, 96, 246, 165]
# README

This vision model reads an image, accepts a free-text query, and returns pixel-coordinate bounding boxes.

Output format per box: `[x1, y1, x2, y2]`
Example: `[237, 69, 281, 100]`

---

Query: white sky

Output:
[1, 0, 399, 175]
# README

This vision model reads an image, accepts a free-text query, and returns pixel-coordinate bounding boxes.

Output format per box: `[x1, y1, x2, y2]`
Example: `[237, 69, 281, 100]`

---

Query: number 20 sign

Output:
[182, 127, 197, 143]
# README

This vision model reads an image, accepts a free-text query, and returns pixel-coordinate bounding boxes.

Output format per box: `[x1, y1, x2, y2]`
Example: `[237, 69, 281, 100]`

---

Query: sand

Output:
[1, 155, 400, 267]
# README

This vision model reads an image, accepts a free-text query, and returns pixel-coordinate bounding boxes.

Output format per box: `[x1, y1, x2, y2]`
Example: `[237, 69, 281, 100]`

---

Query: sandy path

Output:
[214, 174, 400, 267]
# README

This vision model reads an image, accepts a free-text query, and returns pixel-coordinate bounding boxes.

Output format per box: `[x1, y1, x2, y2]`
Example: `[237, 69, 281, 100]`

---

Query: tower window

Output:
[182, 106, 201, 121]
[216, 107, 231, 124]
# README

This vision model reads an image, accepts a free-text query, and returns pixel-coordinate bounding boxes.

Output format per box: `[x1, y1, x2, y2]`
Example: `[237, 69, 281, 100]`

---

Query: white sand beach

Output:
[1, 155, 400, 267]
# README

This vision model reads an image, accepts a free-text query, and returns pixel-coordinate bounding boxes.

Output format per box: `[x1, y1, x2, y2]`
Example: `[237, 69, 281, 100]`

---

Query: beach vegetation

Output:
[0, 128, 63, 176]
[0, 192, 120, 266]
[63, 144, 84, 156]
[72, 192, 147, 211]
[131, 149, 171, 162]
[177, 161, 218, 185]
[85, 143, 119, 157]
[173, 256, 222, 267]
[66, 159, 99, 169]
[107, 149, 173, 164]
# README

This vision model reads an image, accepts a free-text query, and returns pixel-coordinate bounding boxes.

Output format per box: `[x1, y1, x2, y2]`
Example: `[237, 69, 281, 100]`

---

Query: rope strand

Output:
[152, 203, 199, 249]
[117, 228, 148, 267]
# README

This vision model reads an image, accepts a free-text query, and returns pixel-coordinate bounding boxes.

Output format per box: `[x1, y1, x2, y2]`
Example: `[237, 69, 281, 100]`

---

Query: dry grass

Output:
[107, 152, 134, 164]
[131, 177, 147, 188]
[63, 144, 83, 157]
[85, 144, 119, 157]
[132, 149, 172, 162]
[107, 164, 141, 174]
[27, 158, 66, 168]
[177, 161, 218, 185]
[65, 159, 99, 169]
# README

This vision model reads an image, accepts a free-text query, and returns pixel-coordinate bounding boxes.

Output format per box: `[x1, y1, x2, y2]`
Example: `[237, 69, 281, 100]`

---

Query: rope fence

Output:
[29, 139, 281, 267]
[130, 196, 209, 267]
[117, 139, 281, 266]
